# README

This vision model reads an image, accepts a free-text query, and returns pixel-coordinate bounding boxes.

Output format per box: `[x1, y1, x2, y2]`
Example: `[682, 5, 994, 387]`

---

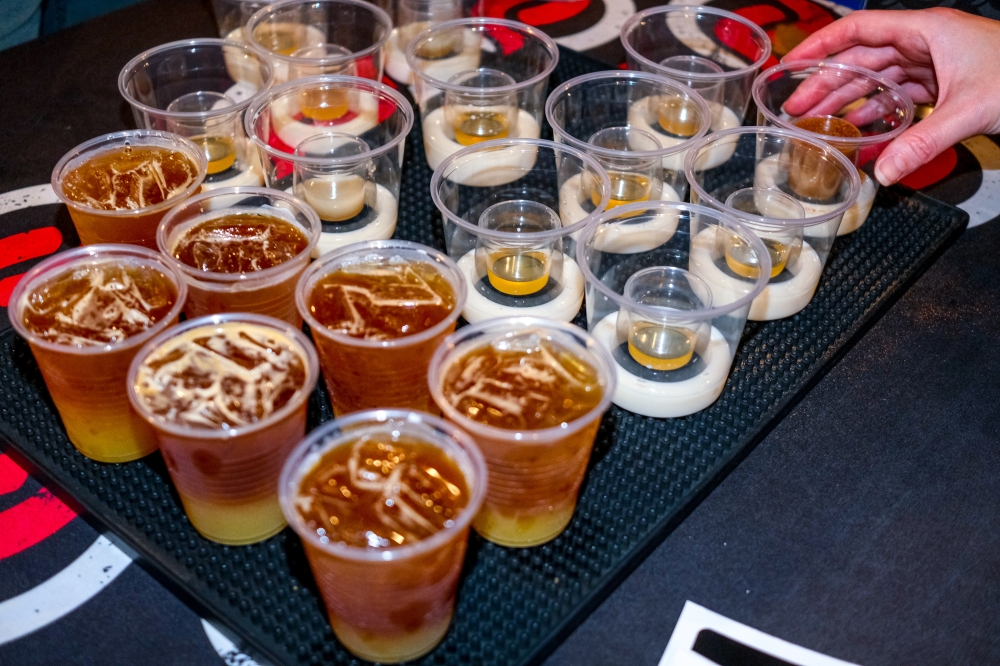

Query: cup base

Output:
[179, 492, 287, 546]
[62, 411, 159, 464]
[473, 501, 576, 548]
[332, 610, 452, 664]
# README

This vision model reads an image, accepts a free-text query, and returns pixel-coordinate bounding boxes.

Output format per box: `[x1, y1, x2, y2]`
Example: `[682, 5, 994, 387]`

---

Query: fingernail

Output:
[874, 161, 896, 187]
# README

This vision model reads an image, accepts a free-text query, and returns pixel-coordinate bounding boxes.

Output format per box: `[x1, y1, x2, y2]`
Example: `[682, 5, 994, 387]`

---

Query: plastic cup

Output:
[210, 0, 271, 40]
[118, 39, 274, 194]
[245, 75, 413, 255]
[51, 130, 208, 249]
[384, 0, 466, 85]
[245, 0, 392, 84]
[546, 70, 712, 194]
[577, 201, 771, 417]
[430, 138, 611, 323]
[685, 126, 861, 320]
[279, 409, 487, 663]
[752, 60, 915, 235]
[296, 239, 466, 417]
[157, 186, 321, 325]
[127, 313, 319, 545]
[621, 5, 772, 166]
[9, 245, 188, 462]
[428, 317, 616, 547]
[407, 18, 558, 171]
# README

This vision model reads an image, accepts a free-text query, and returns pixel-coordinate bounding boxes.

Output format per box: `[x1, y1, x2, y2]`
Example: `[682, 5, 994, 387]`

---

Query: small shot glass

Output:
[293, 133, 374, 224]
[478, 199, 561, 297]
[753, 60, 915, 234]
[157, 186, 321, 325]
[444, 69, 518, 146]
[385, 0, 465, 84]
[587, 126, 663, 213]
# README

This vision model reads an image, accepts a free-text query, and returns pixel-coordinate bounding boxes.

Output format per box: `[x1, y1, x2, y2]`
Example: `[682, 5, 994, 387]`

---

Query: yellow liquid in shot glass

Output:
[255, 24, 301, 56]
[657, 97, 701, 138]
[300, 88, 350, 122]
[192, 135, 236, 175]
[453, 111, 510, 146]
[592, 172, 652, 216]
[487, 251, 549, 296]
[628, 322, 696, 371]
[725, 237, 789, 279]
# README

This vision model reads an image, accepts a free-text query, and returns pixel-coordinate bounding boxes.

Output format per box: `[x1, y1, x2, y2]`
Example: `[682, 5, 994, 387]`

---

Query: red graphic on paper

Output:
[0, 274, 25, 307]
[0, 226, 64, 307]
[0, 491, 77, 560]
[0, 453, 28, 495]
[900, 146, 959, 190]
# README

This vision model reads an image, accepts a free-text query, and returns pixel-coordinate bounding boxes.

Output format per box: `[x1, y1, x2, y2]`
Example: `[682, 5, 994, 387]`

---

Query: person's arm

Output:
[784, 8, 1000, 186]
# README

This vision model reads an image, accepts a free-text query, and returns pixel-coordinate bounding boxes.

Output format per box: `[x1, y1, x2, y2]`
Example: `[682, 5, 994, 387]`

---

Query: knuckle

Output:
[904, 131, 940, 163]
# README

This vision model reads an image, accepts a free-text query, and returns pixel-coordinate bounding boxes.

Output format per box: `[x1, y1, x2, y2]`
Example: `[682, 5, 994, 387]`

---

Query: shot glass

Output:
[621, 5, 772, 167]
[685, 126, 861, 320]
[245, 75, 413, 254]
[9, 245, 187, 463]
[407, 18, 558, 170]
[119, 39, 274, 193]
[296, 240, 466, 416]
[753, 61, 915, 235]
[245, 0, 392, 83]
[279, 409, 487, 663]
[385, 0, 465, 85]
[127, 313, 319, 545]
[577, 201, 770, 417]
[157, 186, 321, 325]
[287, 43, 358, 79]
[210, 0, 270, 41]
[430, 138, 611, 323]
[51, 130, 208, 249]
[428, 317, 616, 547]
[546, 70, 712, 183]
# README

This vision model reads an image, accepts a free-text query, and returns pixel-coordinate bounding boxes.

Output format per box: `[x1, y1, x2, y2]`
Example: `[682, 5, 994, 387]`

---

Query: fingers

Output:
[873, 103, 983, 185]
[783, 10, 931, 61]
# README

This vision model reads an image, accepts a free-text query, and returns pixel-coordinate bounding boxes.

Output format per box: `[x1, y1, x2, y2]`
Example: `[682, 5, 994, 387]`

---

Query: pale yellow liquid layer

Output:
[300, 89, 350, 122]
[254, 24, 302, 56]
[453, 111, 509, 146]
[473, 500, 576, 548]
[627, 322, 696, 371]
[331, 609, 453, 664]
[301, 174, 367, 221]
[486, 251, 549, 296]
[59, 402, 158, 463]
[178, 490, 286, 546]
[191, 135, 236, 175]
[593, 172, 651, 215]
[725, 237, 789, 279]
[657, 97, 701, 138]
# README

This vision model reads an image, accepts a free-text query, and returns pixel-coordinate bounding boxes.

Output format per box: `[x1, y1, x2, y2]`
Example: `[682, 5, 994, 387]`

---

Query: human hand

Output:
[784, 8, 1000, 186]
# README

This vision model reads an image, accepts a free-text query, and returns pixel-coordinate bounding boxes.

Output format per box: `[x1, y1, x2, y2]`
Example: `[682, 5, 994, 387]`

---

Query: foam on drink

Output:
[133, 322, 307, 429]
[20, 261, 178, 346]
[170, 211, 310, 274]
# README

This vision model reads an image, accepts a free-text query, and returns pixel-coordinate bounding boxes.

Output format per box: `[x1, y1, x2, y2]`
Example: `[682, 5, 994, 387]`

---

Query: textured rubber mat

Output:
[0, 48, 968, 666]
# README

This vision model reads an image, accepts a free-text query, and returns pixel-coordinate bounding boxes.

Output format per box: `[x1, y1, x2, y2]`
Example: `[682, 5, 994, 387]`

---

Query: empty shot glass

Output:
[9, 245, 187, 462]
[157, 186, 321, 325]
[429, 317, 615, 547]
[279, 409, 487, 663]
[753, 60, 914, 235]
[128, 313, 319, 545]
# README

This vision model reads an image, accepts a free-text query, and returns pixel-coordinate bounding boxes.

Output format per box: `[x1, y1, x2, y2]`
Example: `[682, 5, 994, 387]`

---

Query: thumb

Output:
[873, 104, 976, 186]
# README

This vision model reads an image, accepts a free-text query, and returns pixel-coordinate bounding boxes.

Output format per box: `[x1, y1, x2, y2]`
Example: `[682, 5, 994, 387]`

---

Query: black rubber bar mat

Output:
[0, 47, 969, 666]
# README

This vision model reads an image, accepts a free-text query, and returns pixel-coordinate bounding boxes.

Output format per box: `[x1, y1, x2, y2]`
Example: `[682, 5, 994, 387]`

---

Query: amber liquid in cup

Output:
[60, 145, 200, 248]
[168, 211, 310, 323]
[17, 259, 179, 462]
[294, 431, 471, 661]
[439, 333, 605, 547]
[132, 320, 313, 544]
[307, 260, 458, 415]
[787, 116, 862, 201]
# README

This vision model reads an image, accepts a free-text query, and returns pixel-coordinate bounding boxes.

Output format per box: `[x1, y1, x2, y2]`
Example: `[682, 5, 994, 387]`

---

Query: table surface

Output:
[0, 1, 998, 665]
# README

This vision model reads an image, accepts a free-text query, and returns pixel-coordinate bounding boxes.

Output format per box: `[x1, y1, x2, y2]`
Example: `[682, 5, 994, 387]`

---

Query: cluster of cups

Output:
[10, 0, 917, 662]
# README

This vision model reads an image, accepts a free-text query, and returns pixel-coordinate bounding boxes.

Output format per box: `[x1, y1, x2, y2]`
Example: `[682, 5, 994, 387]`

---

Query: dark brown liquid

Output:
[308, 261, 456, 341]
[61, 145, 199, 211]
[21, 262, 177, 346]
[441, 334, 604, 430]
[786, 116, 860, 200]
[296, 434, 469, 548]
[172, 212, 309, 274]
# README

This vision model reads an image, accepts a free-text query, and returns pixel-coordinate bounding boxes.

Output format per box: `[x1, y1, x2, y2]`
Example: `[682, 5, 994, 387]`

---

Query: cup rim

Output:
[244, 0, 393, 69]
[427, 316, 617, 443]
[8, 243, 190, 356]
[296, 239, 468, 349]
[429, 137, 613, 242]
[406, 18, 559, 94]
[621, 5, 772, 83]
[125, 312, 320, 439]
[545, 70, 713, 160]
[118, 38, 276, 121]
[50, 130, 209, 218]
[244, 74, 414, 168]
[156, 186, 322, 284]
[752, 59, 916, 146]
[575, 200, 773, 323]
[684, 126, 863, 228]
[278, 408, 488, 562]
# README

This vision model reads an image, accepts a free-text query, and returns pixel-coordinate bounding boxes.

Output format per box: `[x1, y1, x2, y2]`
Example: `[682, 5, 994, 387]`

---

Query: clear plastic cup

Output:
[546, 70, 712, 200]
[621, 5, 772, 167]
[157, 186, 321, 325]
[244, 75, 413, 255]
[279, 409, 487, 663]
[384, 0, 466, 85]
[576, 201, 770, 418]
[407, 18, 558, 170]
[685, 126, 861, 320]
[428, 317, 615, 547]
[51, 130, 208, 249]
[296, 239, 466, 417]
[430, 137, 611, 323]
[210, 0, 270, 41]
[752, 60, 915, 235]
[119, 39, 274, 193]
[245, 0, 392, 84]
[127, 313, 319, 545]
[8, 245, 188, 463]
